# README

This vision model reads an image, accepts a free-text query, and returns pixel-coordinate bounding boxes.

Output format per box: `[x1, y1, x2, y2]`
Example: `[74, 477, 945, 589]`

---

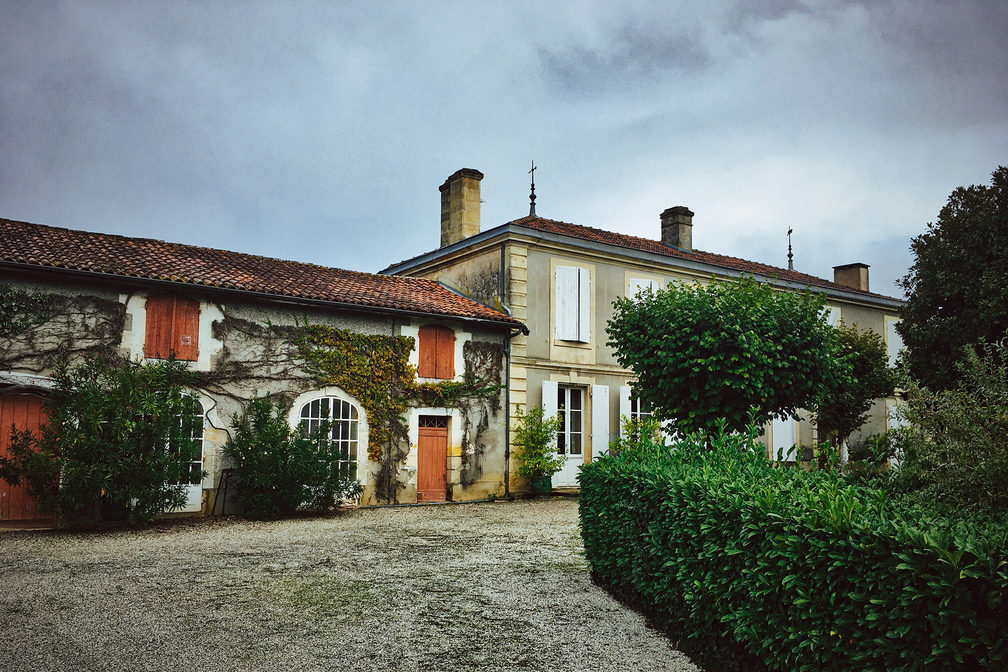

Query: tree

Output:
[606, 277, 846, 436]
[814, 323, 896, 448]
[223, 396, 363, 520]
[512, 404, 564, 479]
[0, 354, 201, 528]
[897, 165, 1008, 391]
[891, 340, 1008, 509]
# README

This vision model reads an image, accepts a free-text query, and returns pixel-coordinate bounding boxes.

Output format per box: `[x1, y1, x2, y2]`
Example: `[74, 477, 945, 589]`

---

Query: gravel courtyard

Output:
[0, 498, 698, 672]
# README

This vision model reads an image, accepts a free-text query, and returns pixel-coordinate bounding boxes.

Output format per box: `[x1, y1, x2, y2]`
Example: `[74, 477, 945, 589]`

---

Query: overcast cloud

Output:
[2, 0, 1006, 298]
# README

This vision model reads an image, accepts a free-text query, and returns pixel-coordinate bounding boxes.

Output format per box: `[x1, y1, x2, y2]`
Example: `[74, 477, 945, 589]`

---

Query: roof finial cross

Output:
[528, 160, 537, 217]
[787, 227, 794, 271]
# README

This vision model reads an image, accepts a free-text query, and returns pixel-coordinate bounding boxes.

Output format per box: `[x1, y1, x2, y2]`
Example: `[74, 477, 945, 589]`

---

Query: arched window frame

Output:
[288, 387, 369, 485]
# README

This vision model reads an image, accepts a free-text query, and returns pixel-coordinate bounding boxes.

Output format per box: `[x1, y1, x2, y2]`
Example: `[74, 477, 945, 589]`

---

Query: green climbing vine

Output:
[286, 322, 505, 500]
[0, 284, 61, 336]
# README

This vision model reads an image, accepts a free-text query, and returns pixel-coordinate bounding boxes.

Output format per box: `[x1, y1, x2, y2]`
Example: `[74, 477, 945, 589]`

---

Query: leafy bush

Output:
[511, 403, 564, 480]
[606, 276, 846, 435]
[891, 341, 1008, 510]
[580, 428, 1008, 672]
[224, 396, 362, 519]
[0, 354, 201, 528]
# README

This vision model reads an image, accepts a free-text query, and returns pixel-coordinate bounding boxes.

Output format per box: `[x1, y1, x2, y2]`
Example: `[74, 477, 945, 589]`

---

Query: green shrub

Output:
[0, 354, 201, 528]
[891, 341, 1008, 510]
[512, 403, 563, 480]
[580, 428, 1008, 672]
[224, 396, 362, 519]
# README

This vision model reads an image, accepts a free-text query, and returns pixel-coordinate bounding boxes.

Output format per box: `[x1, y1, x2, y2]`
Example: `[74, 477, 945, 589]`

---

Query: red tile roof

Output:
[0, 218, 522, 326]
[509, 215, 891, 298]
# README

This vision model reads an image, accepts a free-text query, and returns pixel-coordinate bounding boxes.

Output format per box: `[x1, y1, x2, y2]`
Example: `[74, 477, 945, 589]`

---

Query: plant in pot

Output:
[513, 403, 564, 497]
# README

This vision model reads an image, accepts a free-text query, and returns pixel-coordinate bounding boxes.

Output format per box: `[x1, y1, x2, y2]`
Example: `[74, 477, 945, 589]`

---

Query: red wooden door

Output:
[0, 395, 56, 526]
[417, 417, 448, 503]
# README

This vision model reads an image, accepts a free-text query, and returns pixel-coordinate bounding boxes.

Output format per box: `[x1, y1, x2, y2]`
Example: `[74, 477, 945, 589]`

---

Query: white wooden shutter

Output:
[555, 266, 579, 341]
[825, 305, 841, 327]
[591, 385, 609, 457]
[887, 320, 904, 367]
[619, 385, 631, 437]
[771, 416, 797, 461]
[542, 380, 559, 452]
[578, 268, 591, 343]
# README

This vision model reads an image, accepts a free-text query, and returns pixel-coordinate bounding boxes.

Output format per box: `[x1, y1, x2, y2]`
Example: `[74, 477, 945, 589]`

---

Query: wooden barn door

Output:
[417, 416, 448, 503]
[0, 395, 56, 527]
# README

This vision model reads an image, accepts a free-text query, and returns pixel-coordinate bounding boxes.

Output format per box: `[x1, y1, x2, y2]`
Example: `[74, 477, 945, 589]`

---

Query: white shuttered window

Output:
[555, 265, 591, 342]
[628, 278, 660, 298]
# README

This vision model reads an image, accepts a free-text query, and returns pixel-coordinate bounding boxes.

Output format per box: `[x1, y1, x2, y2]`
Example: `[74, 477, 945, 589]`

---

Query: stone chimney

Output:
[833, 263, 870, 292]
[440, 168, 483, 248]
[661, 206, 694, 252]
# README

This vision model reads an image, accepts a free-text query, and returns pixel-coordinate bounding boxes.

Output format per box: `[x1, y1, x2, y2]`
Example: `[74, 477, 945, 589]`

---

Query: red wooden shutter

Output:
[144, 295, 175, 359]
[0, 395, 55, 524]
[144, 295, 200, 361]
[435, 326, 455, 380]
[418, 325, 438, 378]
[174, 297, 200, 361]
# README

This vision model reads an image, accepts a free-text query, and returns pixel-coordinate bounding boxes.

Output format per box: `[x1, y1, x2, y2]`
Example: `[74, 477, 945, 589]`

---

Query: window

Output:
[144, 295, 200, 361]
[557, 387, 583, 458]
[555, 265, 591, 342]
[630, 396, 652, 422]
[886, 319, 904, 367]
[169, 398, 204, 486]
[299, 397, 360, 480]
[628, 278, 661, 298]
[418, 324, 455, 379]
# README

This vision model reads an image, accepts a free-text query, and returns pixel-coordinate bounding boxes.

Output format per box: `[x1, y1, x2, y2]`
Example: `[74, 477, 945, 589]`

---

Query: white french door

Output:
[554, 386, 583, 487]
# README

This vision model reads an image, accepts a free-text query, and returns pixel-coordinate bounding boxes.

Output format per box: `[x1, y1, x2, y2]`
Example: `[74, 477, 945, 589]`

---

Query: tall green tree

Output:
[0, 354, 201, 528]
[606, 277, 847, 436]
[814, 323, 896, 448]
[897, 165, 1008, 390]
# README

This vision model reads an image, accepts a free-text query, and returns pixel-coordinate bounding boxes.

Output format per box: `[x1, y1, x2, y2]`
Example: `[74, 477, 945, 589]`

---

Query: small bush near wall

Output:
[0, 354, 201, 528]
[579, 429, 1008, 672]
[224, 396, 362, 520]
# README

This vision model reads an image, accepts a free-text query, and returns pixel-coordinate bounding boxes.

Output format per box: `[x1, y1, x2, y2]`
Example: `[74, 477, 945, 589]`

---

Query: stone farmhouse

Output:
[0, 217, 526, 526]
[383, 169, 906, 489]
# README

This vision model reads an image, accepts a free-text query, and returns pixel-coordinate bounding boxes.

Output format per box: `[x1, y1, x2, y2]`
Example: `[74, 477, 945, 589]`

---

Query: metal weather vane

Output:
[529, 160, 537, 217]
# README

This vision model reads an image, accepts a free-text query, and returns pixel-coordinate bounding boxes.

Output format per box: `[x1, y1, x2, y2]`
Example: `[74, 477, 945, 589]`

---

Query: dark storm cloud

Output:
[0, 1, 1005, 294]
[537, 20, 712, 95]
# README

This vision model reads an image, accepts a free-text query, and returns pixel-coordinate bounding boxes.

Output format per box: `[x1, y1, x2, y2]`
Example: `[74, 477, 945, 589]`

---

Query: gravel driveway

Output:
[0, 498, 698, 672]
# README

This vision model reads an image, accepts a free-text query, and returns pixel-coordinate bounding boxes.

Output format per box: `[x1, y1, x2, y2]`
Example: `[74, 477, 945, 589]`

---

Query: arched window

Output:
[300, 397, 360, 480]
[170, 398, 205, 487]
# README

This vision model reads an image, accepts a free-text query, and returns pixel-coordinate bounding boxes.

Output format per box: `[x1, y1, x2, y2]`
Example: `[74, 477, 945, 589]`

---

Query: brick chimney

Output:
[661, 206, 694, 252]
[440, 168, 483, 248]
[833, 263, 870, 292]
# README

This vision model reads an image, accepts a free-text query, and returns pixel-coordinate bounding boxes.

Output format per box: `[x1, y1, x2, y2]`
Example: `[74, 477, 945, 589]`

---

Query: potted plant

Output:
[513, 403, 564, 496]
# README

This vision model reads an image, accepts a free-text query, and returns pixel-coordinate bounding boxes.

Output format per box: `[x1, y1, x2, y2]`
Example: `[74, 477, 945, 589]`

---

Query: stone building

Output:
[0, 217, 525, 525]
[382, 169, 906, 490]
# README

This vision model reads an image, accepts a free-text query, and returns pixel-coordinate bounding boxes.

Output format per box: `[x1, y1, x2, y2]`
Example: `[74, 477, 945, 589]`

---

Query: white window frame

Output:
[628, 278, 661, 299]
[298, 395, 362, 483]
[555, 265, 591, 343]
[556, 386, 584, 458]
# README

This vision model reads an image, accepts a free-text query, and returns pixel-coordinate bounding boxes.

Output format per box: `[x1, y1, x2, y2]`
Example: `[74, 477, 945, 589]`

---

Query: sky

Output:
[1, 1, 1006, 300]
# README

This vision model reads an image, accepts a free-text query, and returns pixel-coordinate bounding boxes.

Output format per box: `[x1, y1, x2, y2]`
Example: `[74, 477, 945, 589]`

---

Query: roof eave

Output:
[0, 261, 525, 330]
[380, 223, 905, 310]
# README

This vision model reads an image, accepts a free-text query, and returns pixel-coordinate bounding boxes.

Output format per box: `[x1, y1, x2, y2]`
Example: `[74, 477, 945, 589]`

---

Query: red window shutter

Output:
[144, 295, 175, 359]
[435, 326, 455, 380]
[144, 295, 200, 361]
[418, 325, 438, 378]
[174, 297, 200, 361]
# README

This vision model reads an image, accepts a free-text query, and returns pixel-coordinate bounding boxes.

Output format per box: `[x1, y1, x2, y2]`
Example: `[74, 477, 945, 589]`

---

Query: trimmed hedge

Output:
[579, 434, 1008, 672]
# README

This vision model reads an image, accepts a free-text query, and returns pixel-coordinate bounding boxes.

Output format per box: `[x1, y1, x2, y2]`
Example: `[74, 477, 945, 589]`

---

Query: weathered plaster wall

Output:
[1, 276, 508, 512]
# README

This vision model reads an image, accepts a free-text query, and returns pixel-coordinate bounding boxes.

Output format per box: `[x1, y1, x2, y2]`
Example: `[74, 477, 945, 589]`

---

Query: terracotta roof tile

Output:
[508, 215, 891, 298]
[0, 218, 522, 326]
